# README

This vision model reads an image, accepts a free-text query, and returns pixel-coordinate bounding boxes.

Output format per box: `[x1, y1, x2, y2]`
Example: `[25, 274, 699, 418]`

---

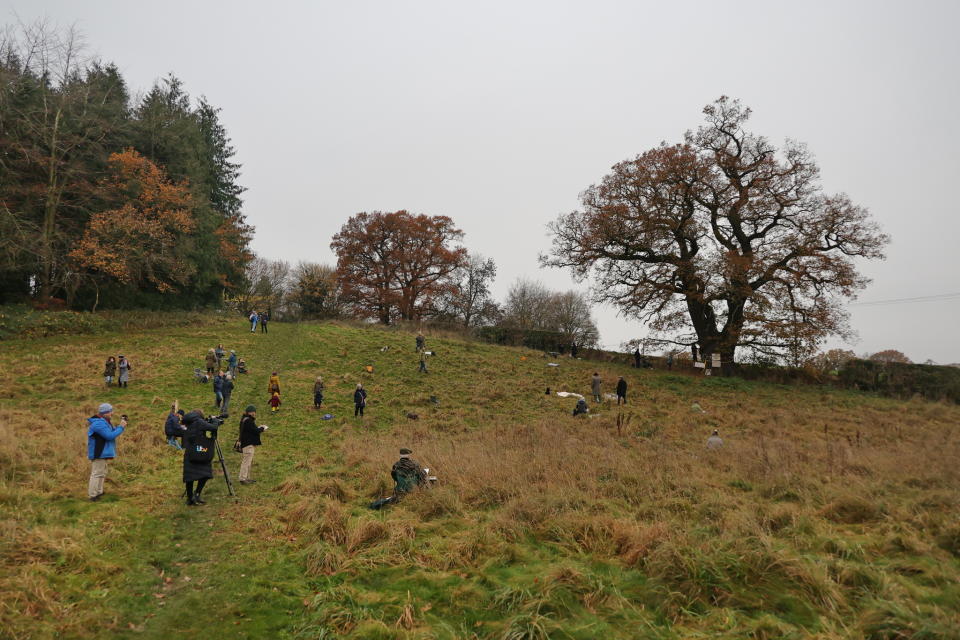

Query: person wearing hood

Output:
[87, 403, 126, 501]
[181, 410, 217, 506]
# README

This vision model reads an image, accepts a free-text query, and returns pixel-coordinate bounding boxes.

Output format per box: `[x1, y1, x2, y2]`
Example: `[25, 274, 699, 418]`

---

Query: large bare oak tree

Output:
[543, 97, 888, 369]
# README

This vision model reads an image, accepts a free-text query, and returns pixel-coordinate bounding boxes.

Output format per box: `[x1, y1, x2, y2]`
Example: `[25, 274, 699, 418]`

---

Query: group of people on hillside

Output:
[102, 355, 133, 388]
[248, 310, 269, 333]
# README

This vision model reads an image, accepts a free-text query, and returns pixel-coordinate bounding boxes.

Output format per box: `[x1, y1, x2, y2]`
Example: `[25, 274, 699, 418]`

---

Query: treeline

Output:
[231, 210, 600, 348]
[0, 23, 250, 310]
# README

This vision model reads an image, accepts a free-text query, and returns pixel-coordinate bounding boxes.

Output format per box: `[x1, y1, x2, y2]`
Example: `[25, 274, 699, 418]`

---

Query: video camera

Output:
[204, 414, 226, 428]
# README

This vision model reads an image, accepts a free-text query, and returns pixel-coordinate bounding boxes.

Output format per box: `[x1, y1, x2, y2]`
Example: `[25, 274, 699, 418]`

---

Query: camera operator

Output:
[181, 410, 219, 506]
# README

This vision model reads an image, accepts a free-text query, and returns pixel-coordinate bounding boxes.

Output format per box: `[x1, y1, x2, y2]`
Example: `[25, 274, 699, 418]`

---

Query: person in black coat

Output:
[616, 376, 628, 405]
[354, 383, 367, 417]
[237, 405, 267, 484]
[181, 410, 217, 506]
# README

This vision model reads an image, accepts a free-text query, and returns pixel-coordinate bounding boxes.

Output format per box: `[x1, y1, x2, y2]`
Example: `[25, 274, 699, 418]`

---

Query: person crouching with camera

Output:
[181, 410, 217, 506]
[238, 405, 268, 484]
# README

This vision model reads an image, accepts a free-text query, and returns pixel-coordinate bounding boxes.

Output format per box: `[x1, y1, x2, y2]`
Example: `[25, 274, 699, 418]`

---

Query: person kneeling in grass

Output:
[391, 448, 427, 497]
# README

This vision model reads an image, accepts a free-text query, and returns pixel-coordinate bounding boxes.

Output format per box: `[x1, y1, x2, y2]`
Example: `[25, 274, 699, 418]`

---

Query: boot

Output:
[186, 492, 197, 506]
[194, 491, 206, 505]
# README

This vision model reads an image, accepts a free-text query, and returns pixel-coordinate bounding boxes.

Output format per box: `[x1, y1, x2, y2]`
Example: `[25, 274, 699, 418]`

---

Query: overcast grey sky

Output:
[10, 1, 960, 362]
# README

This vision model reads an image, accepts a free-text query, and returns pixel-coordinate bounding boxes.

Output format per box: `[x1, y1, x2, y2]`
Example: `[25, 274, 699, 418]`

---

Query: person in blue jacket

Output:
[87, 403, 126, 501]
[228, 350, 238, 378]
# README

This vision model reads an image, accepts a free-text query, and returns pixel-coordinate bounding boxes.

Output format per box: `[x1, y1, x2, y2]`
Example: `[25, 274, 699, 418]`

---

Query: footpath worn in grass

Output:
[1, 320, 959, 639]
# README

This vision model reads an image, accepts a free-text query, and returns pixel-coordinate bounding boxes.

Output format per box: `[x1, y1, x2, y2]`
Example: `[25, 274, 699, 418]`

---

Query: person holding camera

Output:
[181, 410, 218, 506]
[237, 405, 268, 484]
[87, 403, 126, 501]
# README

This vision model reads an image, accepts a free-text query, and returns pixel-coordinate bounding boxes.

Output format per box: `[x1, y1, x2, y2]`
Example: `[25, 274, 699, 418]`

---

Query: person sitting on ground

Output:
[616, 376, 628, 405]
[573, 398, 589, 416]
[269, 391, 282, 413]
[706, 429, 723, 450]
[164, 405, 186, 450]
[313, 376, 324, 409]
[205, 348, 217, 375]
[391, 448, 427, 496]
[267, 371, 281, 396]
[237, 358, 248, 374]
[591, 372, 602, 403]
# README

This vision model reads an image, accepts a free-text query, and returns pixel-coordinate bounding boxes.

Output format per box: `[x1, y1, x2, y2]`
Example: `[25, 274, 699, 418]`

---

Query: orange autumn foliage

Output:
[70, 150, 196, 293]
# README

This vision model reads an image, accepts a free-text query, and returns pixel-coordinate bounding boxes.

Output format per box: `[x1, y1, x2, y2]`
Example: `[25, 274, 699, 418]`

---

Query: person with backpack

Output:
[221, 373, 235, 416]
[205, 348, 217, 375]
[181, 410, 217, 506]
[267, 371, 281, 396]
[213, 371, 224, 410]
[117, 355, 132, 388]
[237, 405, 268, 484]
[313, 376, 324, 409]
[616, 376, 628, 405]
[591, 372, 602, 403]
[164, 404, 186, 450]
[87, 403, 126, 501]
[391, 448, 427, 497]
[354, 383, 367, 417]
[103, 356, 117, 387]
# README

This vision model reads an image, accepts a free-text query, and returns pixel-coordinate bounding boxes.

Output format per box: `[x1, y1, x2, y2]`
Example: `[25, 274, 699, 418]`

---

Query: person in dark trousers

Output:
[221, 373, 235, 416]
[416, 333, 425, 352]
[117, 355, 132, 388]
[616, 376, 627, 405]
[391, 448, 427, 496]
[313, 376, 324, 409]
[238, 405, 268, 484]
[214, 343, 225, 370]
[633, 348, 641, 369]
[103, 356, 117, 387]
[591, 373, 602, 403]
[182, 410, 217, 506]
[87, 403, 126, 501]
[570, 343, 578, 359]
[354, 383, 367, 417]
[666, 353, 674, 370]
[213, 371, 224, 409]
[165, 405, 186, 450]
[205, 348, 217, 375]
[260, 311, 269, 333]
[572, 398, 589, 416]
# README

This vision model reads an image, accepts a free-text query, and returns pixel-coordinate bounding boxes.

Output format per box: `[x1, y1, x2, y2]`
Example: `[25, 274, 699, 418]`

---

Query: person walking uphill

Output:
[228, 350, 238, 378]
[181, 410, 217, 506]
[237, 405, 268, 484]
[591, 372, 602, 403]
[87, 403, 126, 501]
[354, 383, 367, 417]
[616, 376, 627, 405]
[221, 373, 235, 416]
[267, 372, 281, 396]
[103, 356, 117, 387]
[213, 371, 224, 410]
[117, 355, 132, 388]
[313, 376, 324, 409]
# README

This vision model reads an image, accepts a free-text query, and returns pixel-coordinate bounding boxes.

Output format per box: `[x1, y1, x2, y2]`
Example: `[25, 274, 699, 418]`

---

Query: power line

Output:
[850, 292, 960, 307]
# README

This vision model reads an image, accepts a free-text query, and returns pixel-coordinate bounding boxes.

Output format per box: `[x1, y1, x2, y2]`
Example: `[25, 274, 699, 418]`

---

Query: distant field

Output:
[1, 320, 959, 639]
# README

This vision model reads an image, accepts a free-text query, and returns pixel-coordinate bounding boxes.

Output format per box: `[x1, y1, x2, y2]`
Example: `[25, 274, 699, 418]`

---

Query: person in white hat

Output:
[86, 403, 126, 501]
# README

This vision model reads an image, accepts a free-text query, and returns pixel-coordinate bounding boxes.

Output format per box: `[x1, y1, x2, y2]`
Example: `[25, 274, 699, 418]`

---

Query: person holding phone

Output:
[87, 403, 126, 501]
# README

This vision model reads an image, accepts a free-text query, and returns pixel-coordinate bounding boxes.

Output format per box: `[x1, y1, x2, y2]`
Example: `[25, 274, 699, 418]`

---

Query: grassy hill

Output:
[1, 320, 959, 639]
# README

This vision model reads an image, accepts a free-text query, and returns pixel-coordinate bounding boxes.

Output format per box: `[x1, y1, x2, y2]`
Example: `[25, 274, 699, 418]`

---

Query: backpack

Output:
[188, 429, 215, 463]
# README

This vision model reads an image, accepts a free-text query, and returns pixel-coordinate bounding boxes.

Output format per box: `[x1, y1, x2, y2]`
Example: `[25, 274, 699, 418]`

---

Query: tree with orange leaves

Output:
[69, 149, 196, 295]
[331, 211, 466, 324]
[543, 97, 889, 371]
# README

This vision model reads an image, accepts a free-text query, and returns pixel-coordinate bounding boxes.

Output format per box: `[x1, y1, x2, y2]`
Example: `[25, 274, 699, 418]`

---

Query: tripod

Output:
[214, 438, 236, 497]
